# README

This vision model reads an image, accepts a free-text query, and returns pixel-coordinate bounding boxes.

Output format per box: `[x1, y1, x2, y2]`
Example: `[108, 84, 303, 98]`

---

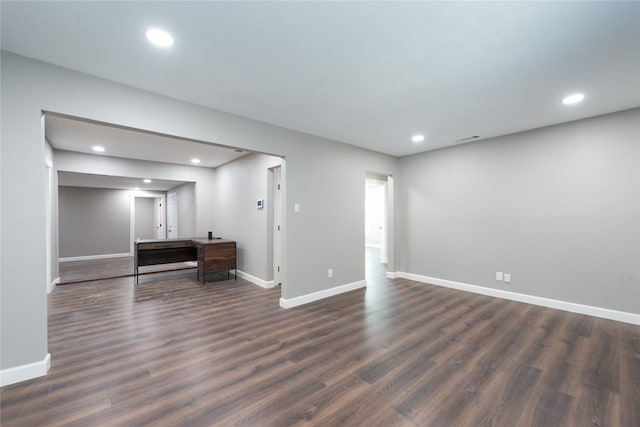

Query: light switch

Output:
[504, 273, 511, 283]
[496, 272, 504, 281]
[294, 203, 300, 213]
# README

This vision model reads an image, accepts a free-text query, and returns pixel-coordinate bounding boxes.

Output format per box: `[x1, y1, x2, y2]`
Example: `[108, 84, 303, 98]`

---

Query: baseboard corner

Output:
[280, 279, 366, 309]
[236, 270, 273, 289]
[48, 277, 60, 294]
[0, 353, 51, 387]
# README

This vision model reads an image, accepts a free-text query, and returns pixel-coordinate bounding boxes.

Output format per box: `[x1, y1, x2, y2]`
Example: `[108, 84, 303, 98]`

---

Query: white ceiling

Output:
[2, 2, 639, 156]
[58, 171, 189, 192]
[46, 114, 249, 168]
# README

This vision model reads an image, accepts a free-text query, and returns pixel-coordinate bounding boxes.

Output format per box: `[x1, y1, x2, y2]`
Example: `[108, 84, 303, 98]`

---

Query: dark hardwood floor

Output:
[58, 256, 196, 284]
[2, 250, 638, 426]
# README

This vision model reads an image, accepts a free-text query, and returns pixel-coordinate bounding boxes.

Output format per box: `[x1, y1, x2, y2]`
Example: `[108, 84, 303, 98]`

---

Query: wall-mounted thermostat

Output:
[257, 199, 264, 209]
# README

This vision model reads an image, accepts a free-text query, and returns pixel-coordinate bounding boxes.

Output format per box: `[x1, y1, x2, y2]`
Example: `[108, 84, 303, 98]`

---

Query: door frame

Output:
[365, 172, 392, 266]
[129, 190, 166, 254]
[271, 165, 283, 287]
[167, 191, 178, 238]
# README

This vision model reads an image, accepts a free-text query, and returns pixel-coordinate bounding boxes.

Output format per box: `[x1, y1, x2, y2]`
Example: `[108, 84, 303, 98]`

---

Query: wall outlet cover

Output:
[496, 272, 504, 281]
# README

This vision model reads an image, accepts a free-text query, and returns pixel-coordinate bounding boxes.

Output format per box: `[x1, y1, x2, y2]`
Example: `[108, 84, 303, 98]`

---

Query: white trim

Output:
[59, 252, 131, 262]
[386, 271, 397, 279]
[0, 353, 51, 387]
[365, 243, 381, 249]
[48, 277, 60, 294]
[236, 270, 275, 289]
[280, 280, 367, 309]
[166, 191, 178, 238]
[130, 191, 167, 254]
[391, 272, 640, 325]
[45, 159, 53, 293]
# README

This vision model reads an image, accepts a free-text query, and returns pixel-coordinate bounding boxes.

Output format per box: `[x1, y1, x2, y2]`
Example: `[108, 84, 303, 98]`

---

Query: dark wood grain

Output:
[58, 256, 197, 284]
[2, 251, 638, 426]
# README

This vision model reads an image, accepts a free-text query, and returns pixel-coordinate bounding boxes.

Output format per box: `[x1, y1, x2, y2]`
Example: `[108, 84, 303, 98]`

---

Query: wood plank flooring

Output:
[2, 263, 638, 426]
[58, 256, 196, 284]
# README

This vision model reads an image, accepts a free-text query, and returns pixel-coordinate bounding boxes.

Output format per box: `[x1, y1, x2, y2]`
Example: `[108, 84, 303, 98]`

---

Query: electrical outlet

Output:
[504, 273, 511, 283]
[328, 268, 333, 278]
[496, 272, 504, 281]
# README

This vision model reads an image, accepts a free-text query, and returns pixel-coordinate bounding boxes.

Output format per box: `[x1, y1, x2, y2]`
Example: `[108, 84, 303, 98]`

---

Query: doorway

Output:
[130, 192, 166, 250]
[167, 191, 178, 238]
[365, 173, 390, 280]
[270, 165, 283, 287]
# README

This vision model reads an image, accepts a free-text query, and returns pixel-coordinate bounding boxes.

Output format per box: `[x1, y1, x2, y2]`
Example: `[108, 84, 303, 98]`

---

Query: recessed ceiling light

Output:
[143, 179, 152, 183]
[146, 28, 173, 48]
[191, 158, 201, 164]
[92, 146, 105, 152]
[562, 93, 584, 105]
[411, 134, 425, 143]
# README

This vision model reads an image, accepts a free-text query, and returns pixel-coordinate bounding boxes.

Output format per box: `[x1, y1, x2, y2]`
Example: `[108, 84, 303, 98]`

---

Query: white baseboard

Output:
[236, 270, 275, 288]
[59, 252, 132, 262]
[48, 277, 60, 294]
[386, 272, 397, 279]
[365, 244, 381, 249]
[1, 353, 51, 387]
[391, 272, 640, 325]
[280, 280, 367, 309]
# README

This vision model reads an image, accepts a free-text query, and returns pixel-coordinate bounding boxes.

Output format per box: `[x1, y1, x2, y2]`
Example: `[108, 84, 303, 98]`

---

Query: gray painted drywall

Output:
[54, 150, 215, 235]
[213, 153, 283, 281]
[1, 58, 48, 369]
[4, 48, 636, 384]
[1, 51, 396, 374]
[170, 182, 196, 237]
[58, 186, 130, 257]
[398, 109, 640, 314]
[134, 197, 156, 240]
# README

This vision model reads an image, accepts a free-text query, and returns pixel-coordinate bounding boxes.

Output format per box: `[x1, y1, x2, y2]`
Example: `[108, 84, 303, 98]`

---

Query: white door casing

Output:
[273, 166, 283, 287]
[167, 192, 178, 238]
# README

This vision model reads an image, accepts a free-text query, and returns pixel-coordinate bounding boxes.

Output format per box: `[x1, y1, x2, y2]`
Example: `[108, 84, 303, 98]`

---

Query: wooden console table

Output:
[134, 238, 236, 284]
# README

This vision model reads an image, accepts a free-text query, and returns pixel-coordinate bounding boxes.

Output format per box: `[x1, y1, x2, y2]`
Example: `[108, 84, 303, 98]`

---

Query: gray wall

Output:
[54, 150, 215, 235]
[170, 182, 196, 238]
[1, 51, 396, 373]
[398, 109, 640, 313]
[213, 153, 283, 281]
[2, 49, 637, 382]
[58, 186, 130, 257]
[134, 197, 156, 240]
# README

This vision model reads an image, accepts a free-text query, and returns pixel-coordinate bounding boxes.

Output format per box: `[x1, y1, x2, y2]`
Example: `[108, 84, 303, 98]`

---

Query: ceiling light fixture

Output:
[562, 93, 584, 105]
[92, 145, 105, 152]
[411, 134, 425, 143]
[146, 28, 174, 48]
[143, 179, 152, 183]
[191, 158, 201, 164]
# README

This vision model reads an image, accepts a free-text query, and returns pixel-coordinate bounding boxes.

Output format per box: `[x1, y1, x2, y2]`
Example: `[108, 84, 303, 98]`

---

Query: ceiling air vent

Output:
[454, 135, 480, 143]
